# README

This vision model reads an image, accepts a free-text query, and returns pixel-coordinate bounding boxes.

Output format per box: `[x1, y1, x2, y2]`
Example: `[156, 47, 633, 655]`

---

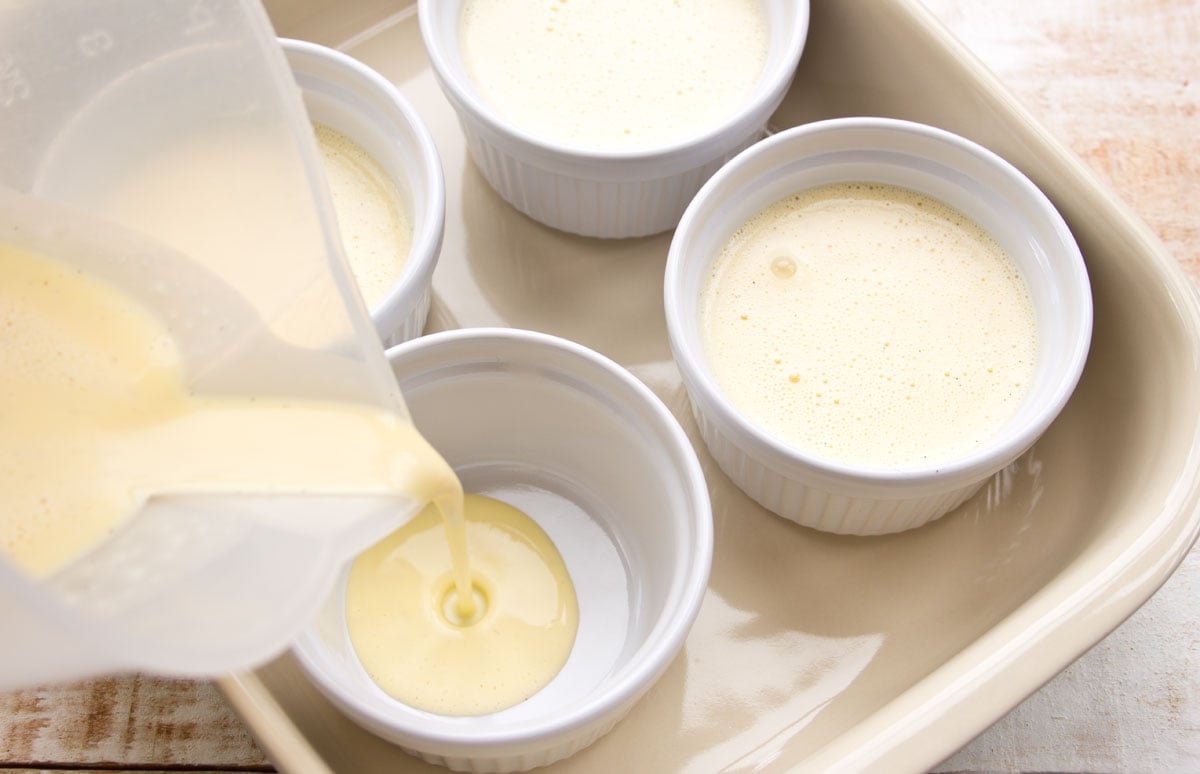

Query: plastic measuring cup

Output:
[0, 0, 424, 687]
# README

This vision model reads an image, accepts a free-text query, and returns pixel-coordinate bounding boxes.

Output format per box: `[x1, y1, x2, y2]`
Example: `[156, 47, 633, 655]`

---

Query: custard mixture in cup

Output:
[418, 0, 809, 238]
[665, 117, 1093, 535]
[293, 328, 712, 772]
[284, 39, 444, 345]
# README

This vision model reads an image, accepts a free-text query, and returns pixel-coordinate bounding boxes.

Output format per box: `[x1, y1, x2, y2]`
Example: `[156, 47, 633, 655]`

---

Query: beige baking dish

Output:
[219, 0, 1200, 771]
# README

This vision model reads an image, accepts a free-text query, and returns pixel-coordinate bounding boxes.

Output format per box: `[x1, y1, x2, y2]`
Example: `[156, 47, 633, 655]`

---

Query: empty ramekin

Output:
[283, 39, 445, 345]
[293, 328, 712, 772]
[417, 0, 809, 239]
[665, 117, 1093, 535]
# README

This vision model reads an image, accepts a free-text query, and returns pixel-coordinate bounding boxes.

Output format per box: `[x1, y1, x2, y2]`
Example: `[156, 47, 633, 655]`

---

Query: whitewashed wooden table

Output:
[2, 1, 1197, 771]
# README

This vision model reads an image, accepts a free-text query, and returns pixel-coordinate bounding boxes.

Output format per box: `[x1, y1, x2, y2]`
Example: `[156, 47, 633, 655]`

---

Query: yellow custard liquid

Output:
[314, 123, 412, 309]
[0, 245, 578, 715]
[700, 182, 1038, 468]
[346, 493, 578, 716]
[460, 0, 768, 148]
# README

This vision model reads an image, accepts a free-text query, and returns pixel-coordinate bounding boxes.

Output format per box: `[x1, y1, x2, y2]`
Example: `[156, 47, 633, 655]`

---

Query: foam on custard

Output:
[314, 123, 411, 309]
[459, 0, 768, 149]
[700, 182, 1038, 469]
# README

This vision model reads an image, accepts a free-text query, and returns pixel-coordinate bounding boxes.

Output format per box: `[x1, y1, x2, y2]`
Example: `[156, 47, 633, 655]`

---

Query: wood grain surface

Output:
[0, 676, 269, 770]
[2, 0, 1196, 771]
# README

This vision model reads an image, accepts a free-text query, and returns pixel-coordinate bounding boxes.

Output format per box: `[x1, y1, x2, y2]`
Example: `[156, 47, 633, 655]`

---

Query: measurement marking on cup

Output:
[0, 54, 32, 107]
[77, 29, 115, 58]
[183, 0, 217, 36]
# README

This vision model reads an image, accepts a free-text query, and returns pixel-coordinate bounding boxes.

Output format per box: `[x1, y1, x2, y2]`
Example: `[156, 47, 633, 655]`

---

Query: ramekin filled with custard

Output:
[418, 0, 809, 238]
[284, 39, 444, 345]
[666, 117, 1092, 535]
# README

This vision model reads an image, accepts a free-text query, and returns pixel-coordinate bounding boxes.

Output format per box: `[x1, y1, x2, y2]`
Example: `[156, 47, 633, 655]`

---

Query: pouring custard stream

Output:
[0, 244, 577, 711]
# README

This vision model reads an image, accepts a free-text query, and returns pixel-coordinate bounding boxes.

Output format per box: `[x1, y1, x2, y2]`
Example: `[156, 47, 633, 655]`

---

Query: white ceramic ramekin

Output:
[417, 1, 809, 239]
[283, 39, 444, 346]
[665, 117, 1093, 535]
[293, 328, 712, 772]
